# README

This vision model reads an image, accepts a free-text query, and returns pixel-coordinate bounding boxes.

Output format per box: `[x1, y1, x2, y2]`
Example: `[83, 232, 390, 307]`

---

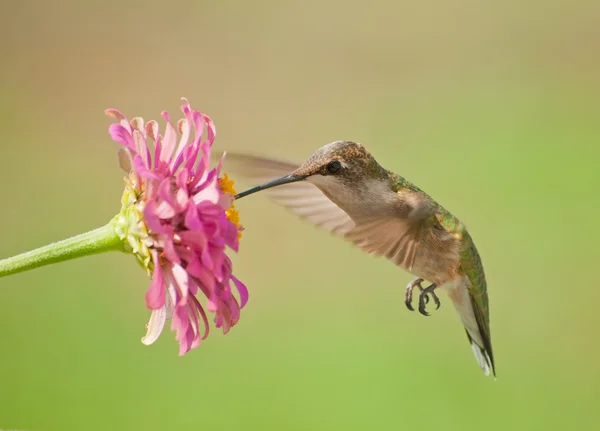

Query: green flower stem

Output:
[0, 221, 124, 278]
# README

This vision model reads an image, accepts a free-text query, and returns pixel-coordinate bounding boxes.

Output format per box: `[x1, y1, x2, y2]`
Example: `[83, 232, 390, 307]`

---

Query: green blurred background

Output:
[1, 1, 599, 430]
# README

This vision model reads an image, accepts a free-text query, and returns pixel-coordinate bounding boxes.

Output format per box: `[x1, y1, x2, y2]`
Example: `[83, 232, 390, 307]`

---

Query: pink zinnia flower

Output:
[106, 98, 248, 355]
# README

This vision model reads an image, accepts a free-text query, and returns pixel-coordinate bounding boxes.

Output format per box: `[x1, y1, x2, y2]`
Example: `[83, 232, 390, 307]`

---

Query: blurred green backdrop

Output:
[1, 1, 599, 430]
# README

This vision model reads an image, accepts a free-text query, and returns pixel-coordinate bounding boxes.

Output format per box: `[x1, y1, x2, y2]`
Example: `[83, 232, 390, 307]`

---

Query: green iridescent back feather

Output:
[389, 172, 425, 194]
[459, 231, 490, 324]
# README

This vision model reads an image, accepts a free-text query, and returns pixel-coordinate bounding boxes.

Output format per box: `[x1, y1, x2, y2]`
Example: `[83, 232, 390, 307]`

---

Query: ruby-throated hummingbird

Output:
[228, 141, 495, 377]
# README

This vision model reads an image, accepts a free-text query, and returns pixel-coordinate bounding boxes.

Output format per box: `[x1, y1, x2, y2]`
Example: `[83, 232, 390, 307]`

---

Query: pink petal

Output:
[160, 111, 177, 164]
[172, 115, 191, 172]
[184, 111, 205, 172]
[174, 169, 190, 208]
[171, 263, 190, 298]
[142, 201, 167, 234]
[105, 108, 127, 122]
[214, 151, 226, 177]
[162, 239, 181, 265]
[195, 265, 216, 294]
[108, 123, 136, 152]
[232, 275, 249, 308]
[145, 253, 165, 309]
[172, 305, 192, 355]
[183, 205, 203, 231]
[141, 306, 167, 346]
[146, 120, 162, 165]
[190, 294, 210, 340]
[192, 181, 220, 205]
[132, 155, 159, 179]
[154, 178, 179, 219]
[204, 114, 216, 146]
[132, 127, 152, 169]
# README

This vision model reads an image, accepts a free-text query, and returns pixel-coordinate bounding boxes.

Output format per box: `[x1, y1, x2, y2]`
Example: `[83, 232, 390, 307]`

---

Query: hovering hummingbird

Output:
[228, 141, 495, 377]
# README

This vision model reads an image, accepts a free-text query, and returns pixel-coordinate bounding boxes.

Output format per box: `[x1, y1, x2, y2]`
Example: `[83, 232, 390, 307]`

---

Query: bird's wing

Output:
[224, 153, 356, 235]
[343, 211, 430, 271]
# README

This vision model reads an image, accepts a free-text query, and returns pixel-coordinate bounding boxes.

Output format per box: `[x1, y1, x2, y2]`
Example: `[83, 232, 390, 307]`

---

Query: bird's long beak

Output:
[235, 174, 306, 200]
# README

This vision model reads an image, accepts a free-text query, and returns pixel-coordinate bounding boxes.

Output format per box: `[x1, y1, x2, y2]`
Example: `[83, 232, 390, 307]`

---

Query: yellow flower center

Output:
[218, 173, 243, 239]
[218, 173, 237, 195]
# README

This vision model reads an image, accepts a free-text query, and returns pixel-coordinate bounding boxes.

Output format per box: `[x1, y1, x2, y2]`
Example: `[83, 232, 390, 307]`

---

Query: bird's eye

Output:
[326, 160, 342, 174]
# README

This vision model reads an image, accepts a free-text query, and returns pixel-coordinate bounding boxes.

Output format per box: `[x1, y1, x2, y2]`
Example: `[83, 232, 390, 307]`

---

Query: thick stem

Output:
[0, 222, 124, 278]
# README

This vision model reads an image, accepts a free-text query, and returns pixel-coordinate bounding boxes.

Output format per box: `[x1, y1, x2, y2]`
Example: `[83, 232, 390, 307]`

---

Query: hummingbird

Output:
[227, 141, 495, 377]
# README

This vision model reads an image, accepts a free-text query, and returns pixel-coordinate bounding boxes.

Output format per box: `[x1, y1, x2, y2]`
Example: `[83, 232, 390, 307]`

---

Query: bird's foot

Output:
[405, 278, 427, 311]
[417, 284, 440, 316]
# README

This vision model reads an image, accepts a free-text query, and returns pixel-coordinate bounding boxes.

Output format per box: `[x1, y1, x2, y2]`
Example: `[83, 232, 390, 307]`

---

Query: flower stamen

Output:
[219, 173, 244, 238]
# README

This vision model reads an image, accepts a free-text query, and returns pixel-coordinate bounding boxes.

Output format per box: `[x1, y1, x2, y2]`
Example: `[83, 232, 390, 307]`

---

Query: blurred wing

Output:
[224, 154, 356, 235]
[344, 216, 427, 270]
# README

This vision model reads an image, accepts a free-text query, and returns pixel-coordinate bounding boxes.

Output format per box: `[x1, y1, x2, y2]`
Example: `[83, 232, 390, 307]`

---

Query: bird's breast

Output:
[407, 230, 462, 285]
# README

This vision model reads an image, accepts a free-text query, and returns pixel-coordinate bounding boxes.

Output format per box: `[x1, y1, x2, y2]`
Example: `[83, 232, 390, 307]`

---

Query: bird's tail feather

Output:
[467, 332, 493, 377]
[446, 277, 495, 378]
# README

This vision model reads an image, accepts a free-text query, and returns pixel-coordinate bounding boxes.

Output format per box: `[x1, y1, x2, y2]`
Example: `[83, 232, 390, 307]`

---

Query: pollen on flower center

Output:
[219, 173, 243, 238]
[218, 173, 237, 195]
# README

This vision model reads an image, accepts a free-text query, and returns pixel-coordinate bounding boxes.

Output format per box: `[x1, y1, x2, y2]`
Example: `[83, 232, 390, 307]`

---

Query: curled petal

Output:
[205, 115, 216, 146]
[232, 275, 249, 308]
[141, 306, 167, 346]
[108, 123, 135, 151]
[190, 294, 210, 340]
[145, 119, 159, 141]
[105, 108, 127, 122]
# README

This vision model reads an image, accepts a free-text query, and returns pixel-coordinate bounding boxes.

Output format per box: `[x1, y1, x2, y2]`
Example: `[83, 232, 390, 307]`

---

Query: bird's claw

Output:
[405, 278, 440, 316]
[417, 284, 440, 316]
[405, 278, 424, 311]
